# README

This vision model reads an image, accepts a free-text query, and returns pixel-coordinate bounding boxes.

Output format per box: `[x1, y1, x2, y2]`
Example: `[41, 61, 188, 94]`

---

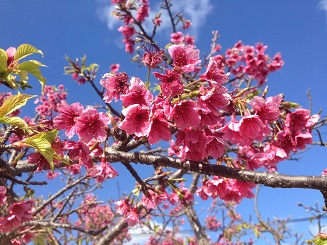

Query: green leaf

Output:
[0, 49, 8, 72]
[14, 44, 43, 62]
[17, 61, 46, 92]
[33, 235, 47, 245]
[82, 63, 99, 72]
[313, 236, 327, 245]
[132, 187, 140, 196]
[23, 129, 59, 172]
[0, 94, 35, 117]
[0, 116, 28, 129]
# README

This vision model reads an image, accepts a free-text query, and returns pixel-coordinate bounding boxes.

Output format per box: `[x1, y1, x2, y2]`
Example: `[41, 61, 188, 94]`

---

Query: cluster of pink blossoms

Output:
[98, 42, 320, 209]
[115, 183, 194, 227]
[30, 100, 118, 179]
[76, 194, 114, 230]
[0, 187, 34, 238]
[114, 0, 150, 53]
[196, 177, 256, 203]
[223, 41, 284, 85]
[35, 85, 67, 117]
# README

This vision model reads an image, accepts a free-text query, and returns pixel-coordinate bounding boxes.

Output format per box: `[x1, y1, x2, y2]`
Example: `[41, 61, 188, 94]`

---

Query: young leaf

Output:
[0, 49, 8, 72]
[312, 236, 327, 245]
[14, 44, 43, 62]
[0, 94, 35, 117]
[0, 116, 28, 129]
[17, 61, 46, 92]
[23, 130, 59, 172]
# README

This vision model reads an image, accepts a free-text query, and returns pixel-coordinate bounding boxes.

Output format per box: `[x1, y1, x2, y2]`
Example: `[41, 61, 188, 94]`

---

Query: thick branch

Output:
[183, 174, 210, 244]
[105, 148, 327, 191]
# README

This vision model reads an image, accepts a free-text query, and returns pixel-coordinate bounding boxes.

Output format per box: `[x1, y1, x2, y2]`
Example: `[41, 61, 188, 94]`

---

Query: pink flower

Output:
[183, 20, 192, 30]
[6, 47, 16, 67]
[175, 128, 206, 161]
[115, 199, 130, 215]
[154, 16, 162, 26]
[251, 94, 282, 122]
[184, 34, 195, 45]
[47, 171, 60, 179]
[0, 186, 7, 205]
[153, 69, 184, 97]
[65, 140, 91, 166]
[220, 115, 248, 145]
[112, 0, 126, 3]
[28, 152, 50, 171]
[0, 214, 21, 232]
[168, 100, 201, 130]
[121, 77, 153, 107]
[110, 63, 120, 73]
[195, 185, 209, 201]
[125, 207, 139, 226]
[0, 199, 35, 232]
[170, 32, 184, 44]
[123, 38, 135, 54]
[205, 135, 225, 159]
[136, 0, 150, 22]
[200, 57, 228, 83]
[100, 72, 129, 103]
[205, 216, 221, 232]
[198, 85, 231, 115]
[53, 101, 84, 138]
[168, 45, 200, 72]
[262, 143, 288, 166]
[75, 108, 110, 144]
[88, 159, 119, 182]
[118, 25, 135, 38]
[119, 104, 151, 137]
[294, 132, 312, 150]
[239, 115, 270, 141]
[9, 200, 34, 221]
[148, 111, 172, 144]
[179, 187, 194, 205]
[141, 189, 167, 209]
[142, 47, 164, 68]
[285, 108, 318, 134]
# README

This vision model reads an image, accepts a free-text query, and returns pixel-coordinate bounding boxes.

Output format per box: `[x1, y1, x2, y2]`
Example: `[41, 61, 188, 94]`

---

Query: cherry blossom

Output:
[153, 69, 184, 97]
[88, 159, 119, 182]
[121, 77, 153, 107]
[75, 108, 110, 144]
[168, 45, 200, 72]
[168, 100, 201, 130]
[200, 57, 228, 84]
[119, 104, 151, 137]
[170, 31, 184, 44]
[100, 72, 129, 103]
[53, 101, 84, 138]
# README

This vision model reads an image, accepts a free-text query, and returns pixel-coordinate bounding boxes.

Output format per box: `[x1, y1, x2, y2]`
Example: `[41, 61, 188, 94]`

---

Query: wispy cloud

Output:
[123, 220, 192, 245]
[171, 0, 213, 37]
[318, 0, 327, 30]
[96, 0, 213, 39]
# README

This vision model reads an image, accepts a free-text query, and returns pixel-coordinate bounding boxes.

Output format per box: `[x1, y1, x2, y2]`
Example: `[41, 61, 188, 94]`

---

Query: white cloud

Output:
[96, 4, 119, 30]
[309, 223, 327, 236]
[318, 0, 327, 30]
[171, 0, 213, 37]
[123, 220, 192, 245]
[96, 0, 213, 39]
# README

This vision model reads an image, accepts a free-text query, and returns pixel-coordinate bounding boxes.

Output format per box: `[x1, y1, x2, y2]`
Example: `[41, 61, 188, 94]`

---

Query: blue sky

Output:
[2, 0, 327, 243]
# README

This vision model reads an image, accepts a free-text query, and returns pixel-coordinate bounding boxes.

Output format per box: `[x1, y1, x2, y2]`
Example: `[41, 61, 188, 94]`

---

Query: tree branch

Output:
[105, 148, 327, 191]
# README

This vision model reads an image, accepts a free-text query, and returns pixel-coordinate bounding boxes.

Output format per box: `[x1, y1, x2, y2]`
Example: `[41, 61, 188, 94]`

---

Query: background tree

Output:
[0, 1, 327, 244]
